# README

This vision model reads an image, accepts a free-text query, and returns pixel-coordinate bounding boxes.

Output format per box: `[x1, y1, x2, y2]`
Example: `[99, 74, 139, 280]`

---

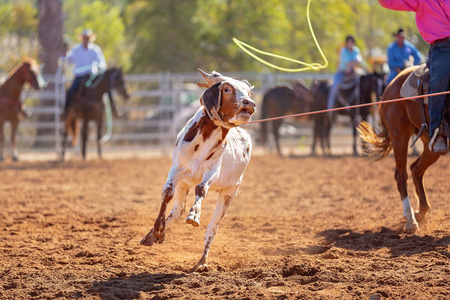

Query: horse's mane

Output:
[7, 58, 38, 77]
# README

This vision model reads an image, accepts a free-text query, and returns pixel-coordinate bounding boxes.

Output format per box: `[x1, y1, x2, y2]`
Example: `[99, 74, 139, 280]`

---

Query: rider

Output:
[61, 29, 108, 117]
[327, 35, 364, 119]
[378, 0, 450, 153]
[386, 28, 422, 85]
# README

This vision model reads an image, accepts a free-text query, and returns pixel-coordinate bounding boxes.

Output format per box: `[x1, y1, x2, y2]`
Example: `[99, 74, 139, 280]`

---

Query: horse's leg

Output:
[273, 119, 282, 156]
[0, 120, 4, 161]
[11, 119, 19, 161]
[409, 142, 440, 224]
[96, 119, 103, 159]
[325, 118, 332, 156]
[191, 185, 238, 272]
[81, 119, 88, 160]
[310, 117, 318, 156]
[352, 114, 359, 156]
[60, 120, 68, 162]
[388, 120, 419, 232]
[392, 138, 419, 232]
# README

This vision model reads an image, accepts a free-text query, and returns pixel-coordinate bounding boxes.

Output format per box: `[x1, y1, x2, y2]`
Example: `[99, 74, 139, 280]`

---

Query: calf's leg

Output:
[186, 167, 220, 227]
[141, 167, 188, 246]
[192, 186, 238, 272]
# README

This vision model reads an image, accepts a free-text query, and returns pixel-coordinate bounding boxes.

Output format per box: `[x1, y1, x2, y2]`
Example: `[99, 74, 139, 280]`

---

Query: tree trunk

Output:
[36, 0, 63, 147]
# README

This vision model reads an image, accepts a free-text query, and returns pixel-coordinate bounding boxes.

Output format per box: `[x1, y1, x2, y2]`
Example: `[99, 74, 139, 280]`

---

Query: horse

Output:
[260, 81, 313, 155]
[330, 72, 385, 156]
[0, 59, 43, 161]
[359, 65, 443, 233]
[60, 67, 130, 161]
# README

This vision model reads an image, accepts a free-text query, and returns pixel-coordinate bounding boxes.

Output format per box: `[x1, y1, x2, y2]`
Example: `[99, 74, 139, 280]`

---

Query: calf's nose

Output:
[243, 98, 256, 108]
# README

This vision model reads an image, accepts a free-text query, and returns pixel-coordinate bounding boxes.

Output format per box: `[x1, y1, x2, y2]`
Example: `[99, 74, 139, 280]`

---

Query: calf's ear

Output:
[201, 82, 221, 111]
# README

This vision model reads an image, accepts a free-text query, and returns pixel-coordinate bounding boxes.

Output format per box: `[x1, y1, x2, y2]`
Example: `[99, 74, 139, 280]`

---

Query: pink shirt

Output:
[378, 0, 450, 44]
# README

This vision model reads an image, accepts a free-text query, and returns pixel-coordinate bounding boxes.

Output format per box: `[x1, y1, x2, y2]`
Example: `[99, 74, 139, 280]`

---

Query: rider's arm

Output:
[94, 45, 107, 73]
[378, 0, 418, 11]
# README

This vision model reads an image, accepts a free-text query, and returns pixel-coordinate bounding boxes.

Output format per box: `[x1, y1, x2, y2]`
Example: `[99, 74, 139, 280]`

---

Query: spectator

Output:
[386, 28, 422, 84]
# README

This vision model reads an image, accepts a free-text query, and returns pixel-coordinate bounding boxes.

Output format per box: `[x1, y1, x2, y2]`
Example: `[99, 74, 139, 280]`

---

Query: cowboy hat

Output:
[79, 28, 97, 42]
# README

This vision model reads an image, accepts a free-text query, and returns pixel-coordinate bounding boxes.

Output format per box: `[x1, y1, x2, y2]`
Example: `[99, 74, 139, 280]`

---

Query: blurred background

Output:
[0, 0, 426, 158]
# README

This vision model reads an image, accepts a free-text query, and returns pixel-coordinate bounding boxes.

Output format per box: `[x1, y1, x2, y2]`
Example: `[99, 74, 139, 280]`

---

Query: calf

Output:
[140, 69, 256, 272]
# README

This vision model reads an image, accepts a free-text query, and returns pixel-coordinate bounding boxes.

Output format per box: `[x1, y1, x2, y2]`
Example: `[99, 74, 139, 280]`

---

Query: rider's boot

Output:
[429, 124, 448, 153]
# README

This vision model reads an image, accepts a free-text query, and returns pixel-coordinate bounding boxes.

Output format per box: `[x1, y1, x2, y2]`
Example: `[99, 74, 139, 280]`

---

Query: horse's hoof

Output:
[12, 156, 19, 162]
[405, 222, 420, 233]
[140, 228, 165, 246]
[186, 213, 200, 227]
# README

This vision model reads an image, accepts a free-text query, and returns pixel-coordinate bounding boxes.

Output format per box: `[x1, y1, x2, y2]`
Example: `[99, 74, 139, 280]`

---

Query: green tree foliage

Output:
[0, 0, 38, 70]
[124, 0, 424, 73]
[0, 0, 428, 74]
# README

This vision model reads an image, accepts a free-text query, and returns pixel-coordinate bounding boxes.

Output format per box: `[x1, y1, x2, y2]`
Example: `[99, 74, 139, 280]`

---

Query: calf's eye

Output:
[224, 87, 231, 93]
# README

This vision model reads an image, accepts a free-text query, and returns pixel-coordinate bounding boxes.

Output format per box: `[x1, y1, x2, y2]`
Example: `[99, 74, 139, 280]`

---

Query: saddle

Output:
[400, 64, 430, 104]
[403, 64, 450, 148]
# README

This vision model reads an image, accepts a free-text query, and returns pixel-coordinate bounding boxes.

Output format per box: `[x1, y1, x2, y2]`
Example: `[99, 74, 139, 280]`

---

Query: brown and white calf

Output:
[140, 69, 256, 271]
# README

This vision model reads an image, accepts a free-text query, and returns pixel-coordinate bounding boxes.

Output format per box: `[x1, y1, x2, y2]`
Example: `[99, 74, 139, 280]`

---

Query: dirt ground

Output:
[0, 153, 449, 299]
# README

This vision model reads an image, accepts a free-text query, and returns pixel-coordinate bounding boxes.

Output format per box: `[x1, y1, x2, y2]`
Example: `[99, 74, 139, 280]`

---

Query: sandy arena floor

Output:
[0, 153, 449, 299]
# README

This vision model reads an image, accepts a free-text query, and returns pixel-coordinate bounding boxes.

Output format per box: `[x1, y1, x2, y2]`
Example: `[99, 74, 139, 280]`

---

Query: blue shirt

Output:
[338, 46, 362, 71]
[64, 43, 106, 76]
[387, 40, 422, 83]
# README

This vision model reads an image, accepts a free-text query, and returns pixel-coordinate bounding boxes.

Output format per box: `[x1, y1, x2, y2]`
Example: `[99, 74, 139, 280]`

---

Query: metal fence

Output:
[9, 71, 333, 156]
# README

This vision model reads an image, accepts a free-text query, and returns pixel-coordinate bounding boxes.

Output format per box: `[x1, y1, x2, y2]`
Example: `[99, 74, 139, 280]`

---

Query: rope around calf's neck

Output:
[246, 91, 450, 125]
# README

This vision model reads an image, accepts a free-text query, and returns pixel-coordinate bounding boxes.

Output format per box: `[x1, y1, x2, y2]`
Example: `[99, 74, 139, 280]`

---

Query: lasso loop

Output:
[233, 0, 327, 72]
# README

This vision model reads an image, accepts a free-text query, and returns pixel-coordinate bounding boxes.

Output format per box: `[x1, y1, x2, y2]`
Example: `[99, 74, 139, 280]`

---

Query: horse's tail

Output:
[260, 93, 269, 146]
[358, 120, 392, 160]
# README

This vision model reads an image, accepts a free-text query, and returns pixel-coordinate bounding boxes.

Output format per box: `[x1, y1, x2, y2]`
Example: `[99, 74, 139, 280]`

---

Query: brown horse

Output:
[359, 65, 440, 233]
[260, 81, 312, 155]
[61, 67, 129, 161]
[0, 59, 43, 161]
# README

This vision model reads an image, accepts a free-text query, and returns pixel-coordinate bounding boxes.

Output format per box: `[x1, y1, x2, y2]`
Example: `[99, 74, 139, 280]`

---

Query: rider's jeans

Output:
[65, 75, 90, 111]
[327, 70, 345, 111]
[428, 39, 450, 136]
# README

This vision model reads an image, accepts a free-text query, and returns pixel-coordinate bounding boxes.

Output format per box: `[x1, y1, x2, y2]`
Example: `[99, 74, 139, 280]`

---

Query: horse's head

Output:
[20, 59, 44, 90]
[109, 68, 130, 100]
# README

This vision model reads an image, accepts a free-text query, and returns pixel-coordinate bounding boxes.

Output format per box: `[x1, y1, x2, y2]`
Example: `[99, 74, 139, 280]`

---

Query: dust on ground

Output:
[1, 154, 449, 299]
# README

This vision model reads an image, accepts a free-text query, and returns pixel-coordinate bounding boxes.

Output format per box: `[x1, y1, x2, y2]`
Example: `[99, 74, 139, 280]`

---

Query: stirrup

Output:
[411, 123, 427, 148]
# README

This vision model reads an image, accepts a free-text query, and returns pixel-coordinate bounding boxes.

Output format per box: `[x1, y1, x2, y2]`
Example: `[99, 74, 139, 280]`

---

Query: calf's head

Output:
[201, 77, 256, 127]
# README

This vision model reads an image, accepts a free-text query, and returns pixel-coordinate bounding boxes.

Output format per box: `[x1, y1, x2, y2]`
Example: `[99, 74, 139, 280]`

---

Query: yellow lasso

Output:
[233, 0, 327, 72]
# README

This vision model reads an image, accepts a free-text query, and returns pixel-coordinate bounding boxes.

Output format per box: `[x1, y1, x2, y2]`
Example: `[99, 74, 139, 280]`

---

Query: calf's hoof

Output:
[190, 257, 209, 273]
[140, 228, 165, 246]
[186, 212, 200, 227]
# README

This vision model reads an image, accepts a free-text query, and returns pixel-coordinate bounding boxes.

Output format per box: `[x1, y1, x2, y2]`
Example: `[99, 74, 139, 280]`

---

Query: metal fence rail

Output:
[8, 71, 333, 155]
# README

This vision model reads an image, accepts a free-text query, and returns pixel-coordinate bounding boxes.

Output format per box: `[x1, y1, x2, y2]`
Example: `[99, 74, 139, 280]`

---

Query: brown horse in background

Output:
[359, 66, 441, 233]
[61, 67, 129, 161]
[260, 81, 312, 155]
[0, 59, 43, 161]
